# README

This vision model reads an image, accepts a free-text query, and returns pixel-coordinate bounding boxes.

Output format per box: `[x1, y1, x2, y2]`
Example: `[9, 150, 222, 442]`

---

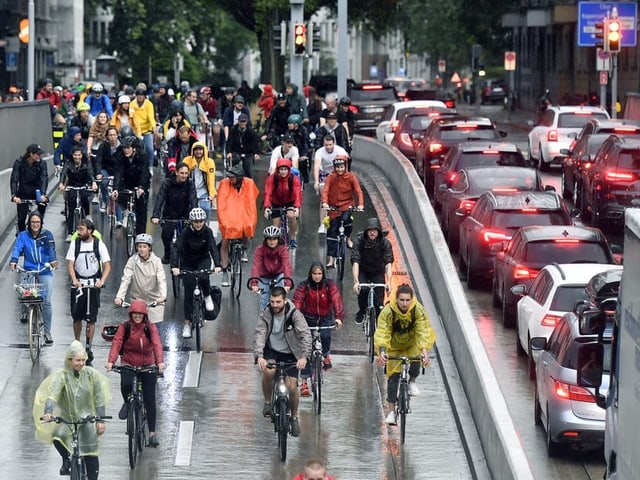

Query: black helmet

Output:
[121, 135, 138, 147]
[226, 165, 244, 178]
[339, 96, 352, 106]
[135, 87, 147, 96]
[119, 125, 134, 138]
[101, 325, 118, 341]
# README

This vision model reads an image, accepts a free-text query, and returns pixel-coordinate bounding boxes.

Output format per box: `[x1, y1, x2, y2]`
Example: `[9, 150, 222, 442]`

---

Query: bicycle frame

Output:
[270, 207, 295, 248]
[15, 264, 51, 363]
[267, 360, 298, 461]
[65, 185, 93, 234]
[308, 324, 336, 414]
[386, 356, 423, 444]
[359, 282, 387, 363]
[246, 276, 295, 311]
[118, 189, 137, 256]
[326, 206, 355, 281]
[179, 269, 215, 352]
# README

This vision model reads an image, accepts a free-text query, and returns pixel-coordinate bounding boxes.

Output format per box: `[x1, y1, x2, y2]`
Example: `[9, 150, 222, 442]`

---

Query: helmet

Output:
[101, 325, 118, 341]
[180, 80, 190, 89]
[189, 207, 207, 221]
[135, 87, 147, 96]
[200, 86, 211, 95]
[263, 225, 281, 238]
[281, 133, 294, 143]
[121, 135, 138, 147]
[339, 96, 351, 106]
[118, 95, 130, 104]
[333, 154, 347, 167]
[135, 233, 153, 246]
[76, 102, 90, 112]
[226, 165, 244, 178]
[92, 82, 104, 93]
[129, 299, 148, 315]
[277, 92, 286, 100]
[287, 114, 302, 125]
[119, 125, 134, 138]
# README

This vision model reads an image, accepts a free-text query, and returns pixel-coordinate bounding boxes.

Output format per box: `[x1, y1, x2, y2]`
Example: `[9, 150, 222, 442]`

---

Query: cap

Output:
[277, 92, 286, 100]
[26, 144, 43, 155]
[234, 95, 245, 103]
[281, 133, 294, 142]
[327, 111, 338, 119]
[238, 113, 249, 122]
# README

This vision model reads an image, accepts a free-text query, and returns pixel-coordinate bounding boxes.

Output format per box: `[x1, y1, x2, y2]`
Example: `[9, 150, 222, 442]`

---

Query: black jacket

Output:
[171, 225, 221, 269]
[60, 157, 95, 187]
[95, 141, 121, 176]
[226, 125, 260, 155]
[152, 174, 197, 220]
[10, 156, 48, 199]
[350, 232, 394, 276]
[114, 150, 150, 197]
[265, 104, 292, 137]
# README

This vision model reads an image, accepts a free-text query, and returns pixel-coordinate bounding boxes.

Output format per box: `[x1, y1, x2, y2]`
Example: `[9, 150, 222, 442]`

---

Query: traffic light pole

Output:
[289, 0, 304, 91]
[612, 53, 618, 119]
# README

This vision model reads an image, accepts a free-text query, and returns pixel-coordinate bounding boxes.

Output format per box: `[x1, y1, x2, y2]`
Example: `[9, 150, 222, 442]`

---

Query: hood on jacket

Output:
[190, 141, 209, 159]
[287, 83, 299, 94]
[276, 158, 292, 171]
[128, 299, 149, 323]
[388, 293, 418, 318]
[263, 84, 274, 96]
[306, 260, 327, 287]
[64, 340, 88, 370]
[68, 126, 81, 138]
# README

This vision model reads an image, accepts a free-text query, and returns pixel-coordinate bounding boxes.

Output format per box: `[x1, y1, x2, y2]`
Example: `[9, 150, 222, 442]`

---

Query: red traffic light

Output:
[608, 19, 621, 52]
[294, 23, 306, 55]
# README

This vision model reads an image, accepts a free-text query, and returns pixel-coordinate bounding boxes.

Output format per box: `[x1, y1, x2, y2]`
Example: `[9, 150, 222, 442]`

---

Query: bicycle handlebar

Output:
[65, 185, 95, 192]
[308, 324, 338, 331]
[120, 300, 164, 308]
[266, 361, 299, 370]
[110, 365, 159, 375]
[246, 276, 295, 292]
[358, 282, 387, 289]
[14, 263, 54, 274]
[159, 218, 191, 225]
[40, 415, 112, 425]
[178, 269, 217, 276]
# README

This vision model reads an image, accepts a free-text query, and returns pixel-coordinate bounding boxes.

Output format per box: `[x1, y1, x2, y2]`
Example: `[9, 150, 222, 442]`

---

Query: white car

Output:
[513, 263, 622, 379]
[528, 106, 609, 171]
[375, 100, 447, 145]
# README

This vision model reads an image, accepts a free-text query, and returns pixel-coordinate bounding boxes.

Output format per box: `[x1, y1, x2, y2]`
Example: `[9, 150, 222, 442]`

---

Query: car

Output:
[513, 263, 622, 379]
[531, 306, 613, 456]
[433, 141, 533, 209]
[481, 79, 508, 105]
[492, 225, 618, 328]
[580, 134, 640, 229]
[559, 133, 611, 206]
[568, 118, 640, 151]
[383, 77, 428, 99]
[375, 100, 448, 145]
[528, 105, 609, 172]
[414, 116, 507, 195]
[389, 108, 457, 161]
[439, 166, 545, 253]
[309, 75, 356, 97]
[458, 191, 573, 289]
[404, 88, 456, 108]
[347, 83, 399, 136]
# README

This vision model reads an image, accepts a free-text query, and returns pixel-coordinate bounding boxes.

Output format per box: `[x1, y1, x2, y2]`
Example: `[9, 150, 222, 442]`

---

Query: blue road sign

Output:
[5, 51, 17, 72]
[578, 2, 637, 46]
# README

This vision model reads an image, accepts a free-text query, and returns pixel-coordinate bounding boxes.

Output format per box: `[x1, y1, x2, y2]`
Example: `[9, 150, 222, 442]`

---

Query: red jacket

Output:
[293, 280, 344, 320]
[263, 172, 302, 209]
[250, 243, 293, 281]
[107, 319, 164, 366]
[321, 171, 364, 218]
[36, 88, 61, 109]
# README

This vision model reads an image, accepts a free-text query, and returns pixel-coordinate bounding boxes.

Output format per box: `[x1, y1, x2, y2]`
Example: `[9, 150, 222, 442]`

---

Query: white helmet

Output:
[263, 225, 281, 238]
[92, 82, 104, 93]
[189, 207, 207, 221]
[135, 233, 153, 245]
[118, 95, 130, 104]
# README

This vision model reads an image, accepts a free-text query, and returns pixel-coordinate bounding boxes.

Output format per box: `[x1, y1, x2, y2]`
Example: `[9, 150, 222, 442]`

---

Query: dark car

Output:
[481, 79, 508, 105]
[433, 141, 532, 209]
[347, 83, 399, 135]
[492, 225, 617, 327]
[580, 134, 640, 229]
[389, 108, 458, 161]
[569, 118, 640, 150]
[414, 116, 507, 195]
[458, 191, 573, 289]
[404, 89, 456, 108]
[439, 166, 544, 253]
[559, 133, 610, 206]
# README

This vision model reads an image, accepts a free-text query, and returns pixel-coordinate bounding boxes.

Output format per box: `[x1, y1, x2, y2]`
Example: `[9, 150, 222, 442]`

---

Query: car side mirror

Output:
[559, 148, 570, 155]
[499, 130, 507, 138]
[544, 185, 556, 192]
[489, 242, 505, 253]
[384, 126, 393, 134]
[510, 284, 527, 297]
[530, 336, 547, 351]
[568, 132, 577, 139]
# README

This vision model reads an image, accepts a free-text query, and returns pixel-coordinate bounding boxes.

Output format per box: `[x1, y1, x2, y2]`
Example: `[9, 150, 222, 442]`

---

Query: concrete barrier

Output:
[353, 135, 535, 480]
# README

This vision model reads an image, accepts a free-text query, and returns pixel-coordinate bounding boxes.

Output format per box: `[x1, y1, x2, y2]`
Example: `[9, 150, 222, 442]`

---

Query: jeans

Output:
[257, 273, 284, 311]
[301, 314, 333, 378]
[142, 133, 155, 167]
[40, 274, 53, 334]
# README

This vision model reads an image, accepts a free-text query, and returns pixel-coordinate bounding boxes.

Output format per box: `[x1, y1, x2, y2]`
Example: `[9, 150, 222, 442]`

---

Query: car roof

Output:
[483, 191, 563, 209]
[433, 116, 495, 128]
[514, 225, 607, 242]
[465, 166, 536, 178]
[588, 118, 640, 129]
[547, 105, 608, 114]
[542, 263, 622, 285]
[456, 141, 520, 153]
[392, 100, 447, 110]
[605, 134, 640, 149]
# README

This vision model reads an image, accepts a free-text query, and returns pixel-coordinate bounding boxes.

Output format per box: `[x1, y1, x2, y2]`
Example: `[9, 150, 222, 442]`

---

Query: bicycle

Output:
[100, 176, 117, 238]
[160, 218, 190, 299]
[386, 355, 424, 444]
[65, 185, 95, 235]
[110, 365, 158, 468]
[269, 206, 296, 250]
[116, 189, 137, 256]
[359, 282, 387, 363]
[14, 263, 52, 363]
[14, 198, 43, 236]
[227, 238, 247, 300]
[326, 206, 355, 281]
[178, 269, 216, 352]
[40, 415, 111, 480]
[247, 276, 295, 311]
[266, 360, 299, 461]
[307, 324, 337, 414]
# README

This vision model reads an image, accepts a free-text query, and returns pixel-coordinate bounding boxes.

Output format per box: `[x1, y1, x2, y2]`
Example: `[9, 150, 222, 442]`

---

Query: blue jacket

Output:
[54, 126, 83, 166]
[10, 229, 57, 275]
[85, 94, 114, 118]
[222, 105, 251, 128]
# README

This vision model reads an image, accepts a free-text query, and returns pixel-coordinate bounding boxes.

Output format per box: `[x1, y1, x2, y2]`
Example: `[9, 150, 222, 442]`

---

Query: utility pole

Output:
[337, 0, 348, 98]
[28, 0, 34, 101]
[289, 0, 305, 89]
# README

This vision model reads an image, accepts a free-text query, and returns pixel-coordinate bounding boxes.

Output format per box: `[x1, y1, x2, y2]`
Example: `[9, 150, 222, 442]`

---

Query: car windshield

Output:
[350, 88, 397, 102]
[440, 127, 498, 141]
[550, 286, 589, 312]
[615, 150, 640, 170]
[524, 241, 611, 264]
[491, 210, 570, 230]
[558, 113, 608, 128]
[459, 152, 527, 168]
[405, 115, 438, 131]
[469, 174, 538, 193]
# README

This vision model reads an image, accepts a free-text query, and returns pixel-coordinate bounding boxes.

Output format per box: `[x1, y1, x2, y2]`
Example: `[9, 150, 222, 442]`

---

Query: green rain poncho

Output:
[33, 340, 111, 456]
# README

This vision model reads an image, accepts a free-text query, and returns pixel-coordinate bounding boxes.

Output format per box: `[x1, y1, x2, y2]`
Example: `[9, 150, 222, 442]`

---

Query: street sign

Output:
[597, 48, 611, 70]
[504, 51, 516, 71]
[438, 60, 446, 73]
[578, 2, 637, 47]
[450, 72, 461, 83]
[600, 71, 609, 85]
[5, 51, 17, 72]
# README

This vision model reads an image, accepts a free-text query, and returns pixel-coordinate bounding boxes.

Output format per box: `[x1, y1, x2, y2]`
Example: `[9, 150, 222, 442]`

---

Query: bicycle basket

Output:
[14, 283, 46, 303]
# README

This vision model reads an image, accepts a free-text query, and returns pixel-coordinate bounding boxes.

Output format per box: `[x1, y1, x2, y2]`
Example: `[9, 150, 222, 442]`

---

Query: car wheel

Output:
[538, 144, 550, 172]
[491, 276, 501, 308]
[534, 384, 542, 426]
[516, 327, 526, 356]
[546, 409, 562, 457]
[502, 289, 515, 328]
[528, 141, 537, 164]
[561, 169, 572, 199]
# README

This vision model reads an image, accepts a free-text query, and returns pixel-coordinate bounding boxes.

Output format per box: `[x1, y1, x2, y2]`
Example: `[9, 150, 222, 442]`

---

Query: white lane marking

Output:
[182, 351, 202, 388]
[174, 420, 195, 466]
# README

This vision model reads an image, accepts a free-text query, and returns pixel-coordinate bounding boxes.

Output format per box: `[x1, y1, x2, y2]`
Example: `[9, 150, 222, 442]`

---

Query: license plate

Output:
[364, 107, 384, 113]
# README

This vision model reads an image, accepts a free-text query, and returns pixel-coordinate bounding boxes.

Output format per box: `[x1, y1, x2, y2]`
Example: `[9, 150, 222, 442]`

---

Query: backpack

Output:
[391, 307, 417, 334]
[73, 237, 102, 278]
[120, 320, 151, 356]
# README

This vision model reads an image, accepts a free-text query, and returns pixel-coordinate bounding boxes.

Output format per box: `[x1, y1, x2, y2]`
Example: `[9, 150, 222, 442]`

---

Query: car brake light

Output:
[456, 124, 478, 130]
[482, 150, 500, 154]
[554, 239, 580, 243]
[481, 230, 508, 243]
[445, 100, 455, 108]
[521, 208, 539, 212]
[361, 84, 383, 90]
[399, 133, 413, 148]
[573, 111, 594, 116]
[541, 314, 562, 327]
[429, 142, 443, 153]
[459, 200, 476, 210]
[428, 112, 441, 117]
[548, 130, 558, 142]
[391, 120, 399, 132]
[491, 188, 519, 193]
[604, 170, 635, 182]
[554, 380, 596, 403]
[513, 266, 538, 280]
[447, 172, 457, 183]
[613, 127, 639, 133]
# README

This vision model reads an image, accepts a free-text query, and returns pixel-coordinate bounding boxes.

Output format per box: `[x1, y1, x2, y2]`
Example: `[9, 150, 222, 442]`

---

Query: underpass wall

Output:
[353, 135, 534, 480]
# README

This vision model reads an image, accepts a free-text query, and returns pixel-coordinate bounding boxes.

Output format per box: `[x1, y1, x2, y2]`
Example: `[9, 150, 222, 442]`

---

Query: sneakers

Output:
[221, 270, 230, 287]
[289, 239, 298, 249]
[60, 456, 70, 475]
[118, 403, 129, 420]
[65, 234, 73, 243]
[241, 251, 248, 263]
[318, 224, 326, 234]
[323, 355, 332, 370]
[44, 332, 54, 345]
[262, 402, 272, 417]
[91, 196, 99, 205]
[354, 311, 364, 325]
[408, 382, 420, 396]
[86, 349, 94, 367]
[99, 207, 106, 213]
[300, 382, 310, 397]
[385, 411, 397, 425]
[148, 434, 159, 447]
[204, 295, 214, 312]
[326, 263, 335, 269]
[116, 221, 124, 228]
[290, 417, 301, 437]
[182, 324, 192, 338]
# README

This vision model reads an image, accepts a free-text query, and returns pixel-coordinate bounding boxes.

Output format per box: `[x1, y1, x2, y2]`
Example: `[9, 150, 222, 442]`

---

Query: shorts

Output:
[263, 346, 299, 378]
[270, 203, 295, 219]
[70, 286, 101, 322]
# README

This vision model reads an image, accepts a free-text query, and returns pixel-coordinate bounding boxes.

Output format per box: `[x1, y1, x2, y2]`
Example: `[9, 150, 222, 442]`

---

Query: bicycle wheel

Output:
[313, 353, 323, 414]
[336, 238, 346, 281]
[125, 214, 135, 257]
[399, 383, 409, 444]
[127, 401, 138, 468]
[138, 405, 148, 452]
[69, 455, 82, 480]
[231, 253, 242, 299]
[277, 398, 288, 461]
[28, 306, 42, 363]
[194, 299, 202, 352]
[172, 274, 181, 299]
[367, 306, 377, 363]
[73, 207, 82, 235]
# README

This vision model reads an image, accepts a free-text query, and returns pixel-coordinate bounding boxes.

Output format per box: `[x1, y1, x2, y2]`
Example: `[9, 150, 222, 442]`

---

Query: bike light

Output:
[194, 287, 201, 296]
[278, 383, 288, 395]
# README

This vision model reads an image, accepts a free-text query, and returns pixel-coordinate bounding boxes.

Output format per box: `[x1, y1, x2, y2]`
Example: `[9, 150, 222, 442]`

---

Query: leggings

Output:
[54, 440, 99, 480]
[119, 368, 158, 431]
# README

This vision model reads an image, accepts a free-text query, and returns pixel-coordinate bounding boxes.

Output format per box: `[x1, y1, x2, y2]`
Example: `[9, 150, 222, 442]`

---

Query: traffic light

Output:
[608, 18, 621, 52]
[273, 22, 286, 56]
[594, 20, 605, 49]
[294, 23, 306, 55]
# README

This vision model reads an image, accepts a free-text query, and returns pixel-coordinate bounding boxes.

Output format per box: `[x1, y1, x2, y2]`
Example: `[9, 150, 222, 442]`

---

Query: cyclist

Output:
[9, 211, 58, 344]
[162, 107, 190, 142]
[113, 135, 150, 234]
[225, 113, 261, 178]
[320, 156, 364, 268]
[170, 207, 222, 339]
[269, 133, 299, 174]
[70, 102, 91, 141]
[337, 96, 354, 156]
[94, 125, 120, 211]
[182, 89, 210, 141]
[263, 158, 302, 248]
[314, 111, 349, 153]
[375, 284, 435, 425]
[253, 286, 311, 438]
[262, 93, 292, 147]
[222, 95, 251, 141]
[285, 83, 309, 122]
[66, 218, 112, 366]
[130, 86, 157, 173]
[34, 340, 110, 479]
[293, 261, 344, 395]
[351, 217, 394, 324]
[10, 144, 49, 232]
[292, 459, 336, 480]
[286, 114, 312, 184]
[54, 126, 84, 171]
[313, 135, 349, 234]
[113, 234, 167, 325]
[249, 226, 294, 310]
[86, 111, 110, 163]
[166, 124, 198, 174]
[183, 141, 217, 219]
[214, 87, 236, 154]
[110, 95, 141, 138]
[58, 145, 97, 242]
[84, 82, 113, 119]
[217, 165, 259, 286]
[105, 300, 165, 447]
[151, 162, 198, 263]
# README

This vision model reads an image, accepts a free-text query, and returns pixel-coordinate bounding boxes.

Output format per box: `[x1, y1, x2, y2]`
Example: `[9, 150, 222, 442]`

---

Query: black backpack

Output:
[73, 237, 102, 278]
[119, 320, 151, 356]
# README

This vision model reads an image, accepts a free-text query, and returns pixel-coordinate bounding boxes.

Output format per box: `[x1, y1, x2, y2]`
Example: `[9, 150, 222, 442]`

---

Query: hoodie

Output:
[54, 126, 83, 166]
[293, 261, 344, 319]
[107, 302, 164, 366]
[285, 83, 308, 120]
[182, 141, 217, 198]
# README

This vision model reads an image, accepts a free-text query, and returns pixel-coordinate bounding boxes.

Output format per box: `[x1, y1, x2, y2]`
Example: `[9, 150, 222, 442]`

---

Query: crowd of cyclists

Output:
[9, 77, 437, 478]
